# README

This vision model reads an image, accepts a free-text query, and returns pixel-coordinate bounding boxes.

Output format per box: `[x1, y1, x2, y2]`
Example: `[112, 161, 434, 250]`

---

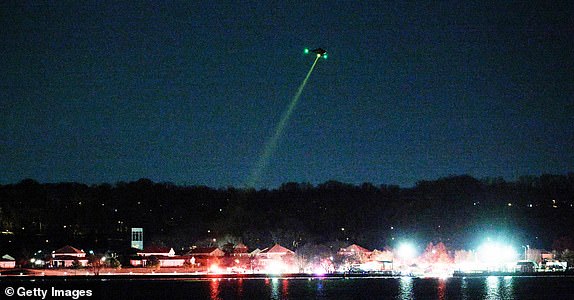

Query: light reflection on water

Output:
[437, 278, 447, 300]
[461, 277, 469, 300]
[486, 276, 499, 299]
[282, 279, 289, 298]
[267, 277, 291, 300]
[316, 279, 324, 292]
[209, 278, 220, 300]
[270, 278, 280, 300]
[503, 276, 514, 299]
[399, 277, 414, 300]
[201, 275, 536, 300]
[236, 278, 243, 297]
[485, 276, 514, 300]
[304, 277, 325, 298]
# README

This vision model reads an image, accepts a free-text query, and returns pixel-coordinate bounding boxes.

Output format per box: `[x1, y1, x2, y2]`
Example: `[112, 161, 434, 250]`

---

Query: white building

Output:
[51, 245, 88, 267]
[0, 254, 16, 269]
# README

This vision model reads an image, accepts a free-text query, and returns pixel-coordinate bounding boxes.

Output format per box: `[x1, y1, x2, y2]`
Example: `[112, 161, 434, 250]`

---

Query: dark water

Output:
[3, 276, 574, 299]
[105, 276, 574, 300]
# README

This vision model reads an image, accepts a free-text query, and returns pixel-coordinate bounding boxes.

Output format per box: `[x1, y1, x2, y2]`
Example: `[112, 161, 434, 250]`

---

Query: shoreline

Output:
[1, 268, 573, 280]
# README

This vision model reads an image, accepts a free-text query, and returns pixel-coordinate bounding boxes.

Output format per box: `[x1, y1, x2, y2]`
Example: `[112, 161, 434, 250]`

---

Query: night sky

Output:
[1, 1, 573, 188]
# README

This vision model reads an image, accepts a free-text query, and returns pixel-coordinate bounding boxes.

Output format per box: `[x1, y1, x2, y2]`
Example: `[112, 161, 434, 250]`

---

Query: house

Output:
[184, 247, 225, 270]
[258, 244, 295, 259]
[338, 244, 372, 256]
[130, 246, 185, 267]
[50, 245, 88, 268]
[233, 243, 249, 257]
[541, 250, 555, 261]
[254, 244, 297, 273]
[186, 247, 225, 257]
[525, 248, 555, 264]
[137, 246, 176, 257]
[370, 249, 394, 261]
[249, 248, 263, 256]
[338, 244, 372, 264]
[0, 254, 16, 269]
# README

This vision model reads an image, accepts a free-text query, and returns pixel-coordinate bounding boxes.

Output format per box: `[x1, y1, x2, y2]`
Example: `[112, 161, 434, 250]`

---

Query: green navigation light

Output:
[304, 48, 309, 54]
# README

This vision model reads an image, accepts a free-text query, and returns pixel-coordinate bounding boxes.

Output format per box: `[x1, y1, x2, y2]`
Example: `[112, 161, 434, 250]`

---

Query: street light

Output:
[522, 245, 530, 260]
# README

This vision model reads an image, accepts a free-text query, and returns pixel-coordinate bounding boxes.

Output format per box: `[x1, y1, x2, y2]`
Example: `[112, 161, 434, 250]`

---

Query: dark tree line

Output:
[1, 174, 573, 260]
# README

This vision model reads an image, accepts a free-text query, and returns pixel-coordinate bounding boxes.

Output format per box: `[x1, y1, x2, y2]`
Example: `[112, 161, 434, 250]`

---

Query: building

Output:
[185, 247, 225, 270]
[255, 244, 297, 273]
[131, 228, 143, 250]
[186, 247, 225, 257]
[515, 260, 537, 272]
[136, 246, 176, 257]
[130, 246, 185, 267]
[50, 245, 88, 268]
[338, 244, 372, 264]
[0, 254, 16, 269]
[233, 243, 250, 257]
[249, 248, 263, 256]
[338, 244, 372, 256]
[258, 244, 295, 259]
[367, 249, 394, 271]
[370, 249, 394, 261]
[526, 248, 555, 264]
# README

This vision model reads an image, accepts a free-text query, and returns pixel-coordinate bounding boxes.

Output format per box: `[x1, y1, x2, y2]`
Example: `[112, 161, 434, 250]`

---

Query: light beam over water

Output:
[247, 55, 321, 187]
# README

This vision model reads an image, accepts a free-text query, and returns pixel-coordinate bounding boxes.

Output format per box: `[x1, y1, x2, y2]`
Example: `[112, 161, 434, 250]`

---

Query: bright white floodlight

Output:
[398, 243, 416, 259]
[478, 242, 517, 263]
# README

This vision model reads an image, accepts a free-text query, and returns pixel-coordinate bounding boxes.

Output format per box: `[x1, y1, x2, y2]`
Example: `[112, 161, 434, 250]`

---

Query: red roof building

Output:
[185, 247, 225, 257]
[52, 245, 86, 257]
[337, 244, 373, 265]
[259, 244, 295, 257]
[50, 245, 88, 268]
[338, 244, 372, 256]
[254, 244, 297, 273]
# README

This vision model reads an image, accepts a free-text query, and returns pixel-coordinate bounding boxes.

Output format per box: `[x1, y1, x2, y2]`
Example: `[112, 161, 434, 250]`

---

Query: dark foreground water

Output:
[2, 276, 574, 299]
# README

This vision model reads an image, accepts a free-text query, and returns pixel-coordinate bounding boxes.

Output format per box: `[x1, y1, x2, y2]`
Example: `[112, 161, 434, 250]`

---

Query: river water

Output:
[2, 276, 574, 299]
